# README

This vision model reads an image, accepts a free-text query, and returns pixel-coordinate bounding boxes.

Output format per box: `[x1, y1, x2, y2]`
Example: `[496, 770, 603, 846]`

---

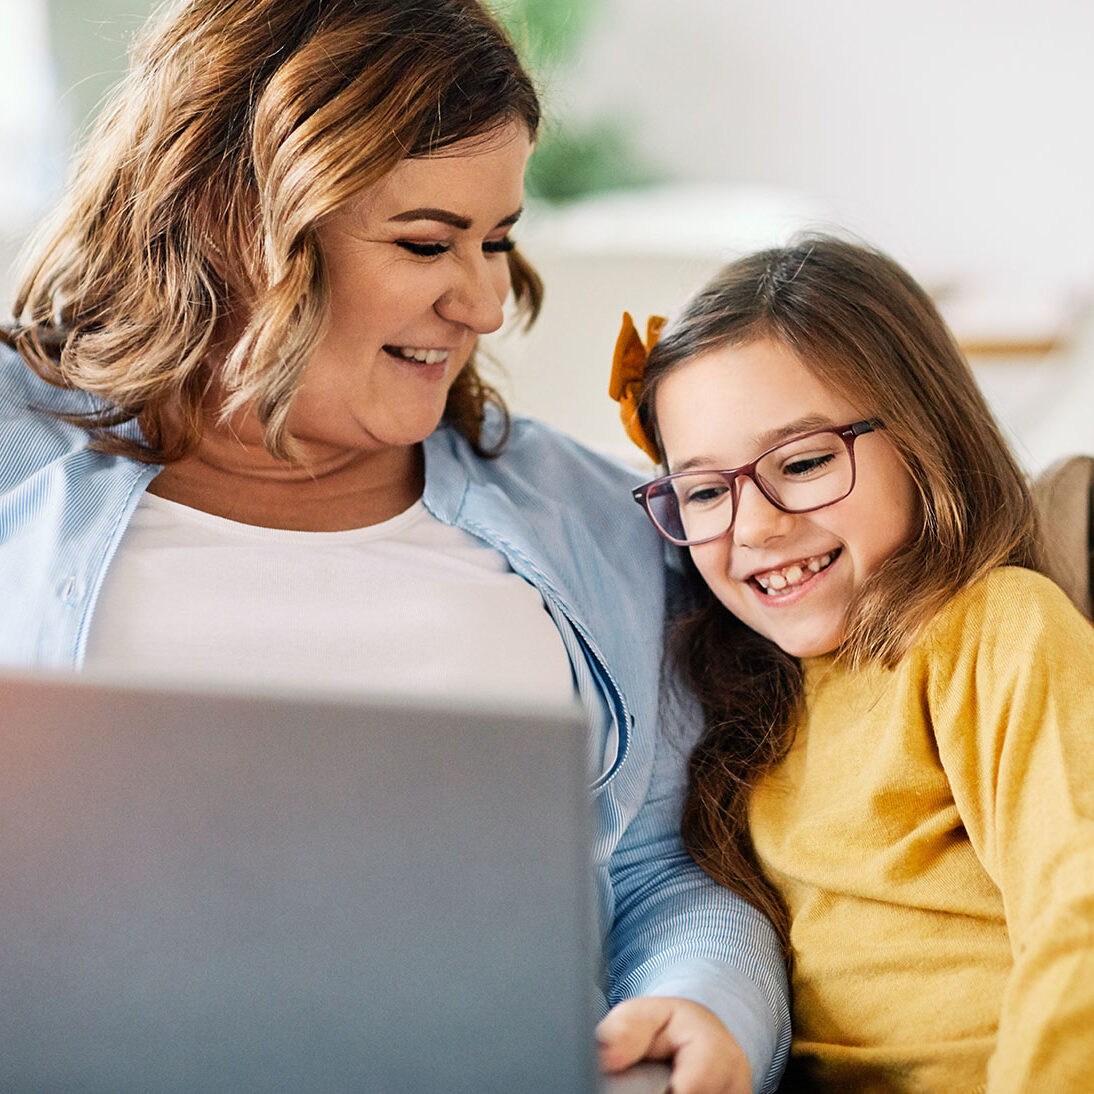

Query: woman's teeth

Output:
[754, 553, 834, 596]
[390, 346, 449, 364]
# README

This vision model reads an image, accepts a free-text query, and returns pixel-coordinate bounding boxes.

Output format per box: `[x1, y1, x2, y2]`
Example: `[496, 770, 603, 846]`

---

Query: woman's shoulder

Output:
[428, 410, 666, 579]
[502, 413, 649, 488]
[437, 409, 651, 507]
[0, 341, 129, 492]
[3, 339, 64, 404]
[0, 340, 95, 426]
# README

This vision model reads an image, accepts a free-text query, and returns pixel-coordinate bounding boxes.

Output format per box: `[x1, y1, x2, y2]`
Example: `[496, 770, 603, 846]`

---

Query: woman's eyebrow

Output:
[387, 207, 523, 230]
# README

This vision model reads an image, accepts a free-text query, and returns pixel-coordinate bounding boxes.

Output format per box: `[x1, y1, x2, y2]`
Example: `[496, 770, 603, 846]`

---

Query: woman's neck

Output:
[146, 422, 425, 532]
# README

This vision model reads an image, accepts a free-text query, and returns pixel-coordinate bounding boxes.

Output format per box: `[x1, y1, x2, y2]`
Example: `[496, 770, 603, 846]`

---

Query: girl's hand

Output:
[597, 996, 752, 1094]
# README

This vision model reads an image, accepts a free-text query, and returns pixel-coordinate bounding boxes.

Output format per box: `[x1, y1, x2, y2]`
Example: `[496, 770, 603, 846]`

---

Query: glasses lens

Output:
[644, 430, 856, 545]
[755, 431, 853, 511]
[646, 472, 735, 545]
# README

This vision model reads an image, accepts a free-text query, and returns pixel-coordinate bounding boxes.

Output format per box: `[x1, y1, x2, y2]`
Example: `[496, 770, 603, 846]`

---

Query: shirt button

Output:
[60, 576, 80, 605]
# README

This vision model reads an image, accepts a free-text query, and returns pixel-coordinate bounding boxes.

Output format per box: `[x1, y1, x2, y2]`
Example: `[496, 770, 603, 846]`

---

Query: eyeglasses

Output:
[632, 419, 883, 546]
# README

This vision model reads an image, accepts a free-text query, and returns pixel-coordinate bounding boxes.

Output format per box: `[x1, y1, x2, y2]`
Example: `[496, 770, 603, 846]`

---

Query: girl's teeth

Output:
[757, 552, 835, 595]
[397, 348, 447, 364]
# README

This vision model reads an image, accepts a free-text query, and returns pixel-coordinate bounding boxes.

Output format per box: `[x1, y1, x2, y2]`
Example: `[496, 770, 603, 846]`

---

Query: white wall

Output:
[0, 0, 62, 236]
[0, 0, 65, 303]
[563, 0, 1094, 298]
[484, 0, 1094, 470]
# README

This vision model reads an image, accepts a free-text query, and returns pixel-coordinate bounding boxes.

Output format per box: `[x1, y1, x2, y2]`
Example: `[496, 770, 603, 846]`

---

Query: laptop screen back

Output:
[0, 671, 597, 1093]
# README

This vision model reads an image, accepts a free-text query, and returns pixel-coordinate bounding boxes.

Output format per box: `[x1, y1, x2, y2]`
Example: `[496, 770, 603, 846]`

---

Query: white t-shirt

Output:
[84, 493, 576, 705]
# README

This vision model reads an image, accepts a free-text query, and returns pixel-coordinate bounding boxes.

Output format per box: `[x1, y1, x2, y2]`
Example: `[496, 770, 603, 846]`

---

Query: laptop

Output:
[0, 670, 670, 1094]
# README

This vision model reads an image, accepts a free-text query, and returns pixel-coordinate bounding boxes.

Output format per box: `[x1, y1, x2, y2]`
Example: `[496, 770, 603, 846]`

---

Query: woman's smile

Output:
[285, 121, 533, 458]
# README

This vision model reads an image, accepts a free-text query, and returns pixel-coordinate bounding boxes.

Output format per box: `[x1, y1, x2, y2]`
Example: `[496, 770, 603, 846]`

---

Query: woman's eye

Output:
[483, 236, 516, 254]
[396, 241, 450, 257]
[395, 237, 514, 257]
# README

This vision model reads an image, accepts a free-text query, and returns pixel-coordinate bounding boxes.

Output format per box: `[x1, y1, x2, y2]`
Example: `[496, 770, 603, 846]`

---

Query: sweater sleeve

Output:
[926, 569, 1094, 1091]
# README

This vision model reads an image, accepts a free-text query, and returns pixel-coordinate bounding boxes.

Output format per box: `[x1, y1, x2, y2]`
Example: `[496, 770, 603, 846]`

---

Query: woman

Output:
[0, 2, 788, 1091]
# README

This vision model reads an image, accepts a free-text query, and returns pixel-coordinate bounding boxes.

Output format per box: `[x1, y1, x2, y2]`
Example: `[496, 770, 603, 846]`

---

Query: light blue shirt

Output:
[0, 342, 790, 1090]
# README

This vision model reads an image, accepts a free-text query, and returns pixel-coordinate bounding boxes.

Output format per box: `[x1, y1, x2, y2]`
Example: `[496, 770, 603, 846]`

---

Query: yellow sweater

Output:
[749, 567, 1094, 1092]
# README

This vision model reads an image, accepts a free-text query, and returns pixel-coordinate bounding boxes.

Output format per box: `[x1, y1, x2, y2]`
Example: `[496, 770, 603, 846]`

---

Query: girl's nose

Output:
[731, 476, 795, 548]
[436, 254, 508, 334]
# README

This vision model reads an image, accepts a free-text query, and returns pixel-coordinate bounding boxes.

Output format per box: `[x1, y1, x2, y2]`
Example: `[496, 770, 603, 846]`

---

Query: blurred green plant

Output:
[50, 0, 651, 204]
[494, 0, 657, 204]
[497, 0, 595, 71]
[48, 0, 155, 147]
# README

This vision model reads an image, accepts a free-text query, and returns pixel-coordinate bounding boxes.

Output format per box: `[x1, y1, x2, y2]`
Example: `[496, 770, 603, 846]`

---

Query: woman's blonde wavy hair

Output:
[637, 235, 1043, 951]
[5, 0, 542, 462]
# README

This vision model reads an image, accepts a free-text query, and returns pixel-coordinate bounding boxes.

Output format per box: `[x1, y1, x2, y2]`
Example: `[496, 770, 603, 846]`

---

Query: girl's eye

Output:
[483, 236, 516, 254]
[682, 481, 730, 508]
[396, 241, 450, 257]
[782, 452, 836, 478]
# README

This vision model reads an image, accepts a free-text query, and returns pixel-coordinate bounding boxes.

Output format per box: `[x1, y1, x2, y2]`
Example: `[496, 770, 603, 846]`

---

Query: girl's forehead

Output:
[655, 341, 864, 468]
[681, 335, 817, 377]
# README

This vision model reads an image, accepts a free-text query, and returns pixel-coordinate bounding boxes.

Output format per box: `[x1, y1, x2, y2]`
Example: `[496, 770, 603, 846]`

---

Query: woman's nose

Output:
[436, 254, 508, 334]
[731, 476, 794, 548]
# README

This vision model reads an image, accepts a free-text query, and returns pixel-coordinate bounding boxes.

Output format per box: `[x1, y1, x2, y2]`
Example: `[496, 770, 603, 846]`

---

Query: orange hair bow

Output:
[608, 311, 665, 463]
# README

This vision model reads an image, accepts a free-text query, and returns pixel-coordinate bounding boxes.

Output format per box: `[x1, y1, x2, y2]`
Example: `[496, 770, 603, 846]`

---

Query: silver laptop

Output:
[0, 670, 669, 1094]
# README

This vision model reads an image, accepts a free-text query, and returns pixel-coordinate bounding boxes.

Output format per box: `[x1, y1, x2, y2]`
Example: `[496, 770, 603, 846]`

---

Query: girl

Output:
[610, 236, 1094, 1091]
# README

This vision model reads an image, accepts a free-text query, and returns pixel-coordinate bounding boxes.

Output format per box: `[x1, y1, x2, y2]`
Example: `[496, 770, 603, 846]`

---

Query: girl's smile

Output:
[745, 548, 839, 597]
[655, 338, 920, 658]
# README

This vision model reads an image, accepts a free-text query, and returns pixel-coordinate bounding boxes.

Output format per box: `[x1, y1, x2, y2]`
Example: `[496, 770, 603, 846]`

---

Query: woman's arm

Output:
[600, 691, 791, 1094]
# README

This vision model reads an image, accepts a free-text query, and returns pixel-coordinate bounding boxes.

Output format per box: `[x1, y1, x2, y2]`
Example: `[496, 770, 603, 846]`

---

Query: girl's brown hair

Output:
[638, 236, 1042, 949]
[5, 0, 541, 462]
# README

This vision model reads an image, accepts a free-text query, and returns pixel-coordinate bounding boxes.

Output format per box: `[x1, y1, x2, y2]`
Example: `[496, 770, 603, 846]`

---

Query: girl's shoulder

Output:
[941, 564, 1078, 618]
[909, 568, 1094, 774]
[920, 565, 1091, 663]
